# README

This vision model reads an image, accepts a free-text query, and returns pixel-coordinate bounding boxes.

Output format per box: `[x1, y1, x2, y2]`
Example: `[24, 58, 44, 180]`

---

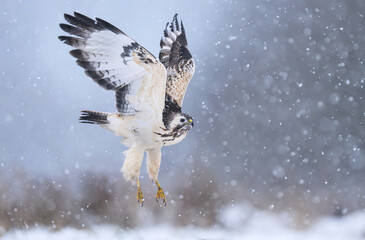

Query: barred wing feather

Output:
[159, 14, 195, 111]
[59, 12, 166, 115]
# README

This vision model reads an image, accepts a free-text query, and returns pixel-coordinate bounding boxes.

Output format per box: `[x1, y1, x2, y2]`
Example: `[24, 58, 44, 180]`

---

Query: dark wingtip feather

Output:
[61, 12, 126, 36]
[74, 12, 95, 23]
[75, 12, 102, 30]
[76, 60, 93, 70]
[58, 35, 85, 48]
[159, 14, 192, 66]
[64, 13, 75, 23]
[63, 12, 101, 32]
[180, 20, 187, 46]
[58, 35, 80, 45]
[95, 17, 124, 34]
[173, 13, 178, 23]
[60, 23, 90, 38]
[181, 20, 185, 35]
[94, 78, 118, 90]
[85, 70, 104, 79]
[173, 13, 180, 32]
[163, 22, 169, 37]
[69, 49, 83, 58]
[76, 60, 105, 70]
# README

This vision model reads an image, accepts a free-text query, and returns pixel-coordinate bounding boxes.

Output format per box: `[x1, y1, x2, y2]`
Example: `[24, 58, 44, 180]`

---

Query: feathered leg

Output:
[146, 149, 166, 206]
[121, 147, 144, 206]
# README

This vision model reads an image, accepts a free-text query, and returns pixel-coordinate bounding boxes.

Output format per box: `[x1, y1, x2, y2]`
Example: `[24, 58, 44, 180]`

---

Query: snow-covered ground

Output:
[2, 207, 365, 240]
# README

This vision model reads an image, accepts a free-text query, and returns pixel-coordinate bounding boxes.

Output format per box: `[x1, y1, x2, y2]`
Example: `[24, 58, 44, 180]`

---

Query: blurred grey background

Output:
[1, 0, 365, 231]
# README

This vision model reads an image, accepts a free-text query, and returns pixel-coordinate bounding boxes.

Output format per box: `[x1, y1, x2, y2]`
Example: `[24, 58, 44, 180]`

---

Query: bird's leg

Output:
[155, 180, 166, 206]
[136, 178, 144, 206]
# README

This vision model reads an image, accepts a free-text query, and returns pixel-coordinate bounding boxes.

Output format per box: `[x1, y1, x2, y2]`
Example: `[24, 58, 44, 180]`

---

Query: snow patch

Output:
[2, 209, 365, 240]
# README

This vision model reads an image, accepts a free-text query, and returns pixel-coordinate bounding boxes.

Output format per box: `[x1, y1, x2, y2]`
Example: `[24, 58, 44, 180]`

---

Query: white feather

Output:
[166, 27, 177, 41]
[162, 37, 173, 46]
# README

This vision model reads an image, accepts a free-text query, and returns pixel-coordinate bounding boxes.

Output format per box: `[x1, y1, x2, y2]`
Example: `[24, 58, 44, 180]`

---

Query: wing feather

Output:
[159, 14, 195, 109]
[59, 12, 166, 116]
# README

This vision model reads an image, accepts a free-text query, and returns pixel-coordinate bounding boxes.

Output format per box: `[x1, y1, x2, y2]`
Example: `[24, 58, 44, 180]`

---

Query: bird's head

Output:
[159, 112, 194, 146]
[170, 112, 194, 131]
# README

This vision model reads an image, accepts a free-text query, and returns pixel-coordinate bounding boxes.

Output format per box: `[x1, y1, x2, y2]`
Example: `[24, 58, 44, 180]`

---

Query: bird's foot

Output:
[136, 179, 144, 207]
[155, 180, 167, 206]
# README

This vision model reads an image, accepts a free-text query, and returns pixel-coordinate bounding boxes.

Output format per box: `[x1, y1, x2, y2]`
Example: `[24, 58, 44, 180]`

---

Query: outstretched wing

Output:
[59, 12, 166, 116]
[159, 14, 195, 111]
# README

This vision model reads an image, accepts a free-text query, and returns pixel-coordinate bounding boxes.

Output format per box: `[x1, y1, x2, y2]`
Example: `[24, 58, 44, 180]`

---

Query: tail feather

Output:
[79, 110, 109, 124]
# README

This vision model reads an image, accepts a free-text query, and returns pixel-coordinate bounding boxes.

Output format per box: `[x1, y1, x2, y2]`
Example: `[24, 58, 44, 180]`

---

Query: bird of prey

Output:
[59, 12, 195, 206]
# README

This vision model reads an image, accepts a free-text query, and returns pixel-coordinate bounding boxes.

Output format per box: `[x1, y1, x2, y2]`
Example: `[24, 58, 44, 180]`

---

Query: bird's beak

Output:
[189, 118, 194, 127]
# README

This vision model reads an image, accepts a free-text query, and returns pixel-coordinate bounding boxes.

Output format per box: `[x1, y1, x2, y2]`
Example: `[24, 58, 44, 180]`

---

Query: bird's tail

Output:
[79, 110, 109, 124]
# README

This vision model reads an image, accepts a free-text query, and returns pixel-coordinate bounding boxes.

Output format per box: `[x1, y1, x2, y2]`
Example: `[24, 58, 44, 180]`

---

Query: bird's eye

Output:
[180, 118, 186, 123]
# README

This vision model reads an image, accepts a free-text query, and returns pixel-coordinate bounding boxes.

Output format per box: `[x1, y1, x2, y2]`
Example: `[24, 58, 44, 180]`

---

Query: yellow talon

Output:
[136, 179, 144, 207]
[155, 180, 167, 206]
